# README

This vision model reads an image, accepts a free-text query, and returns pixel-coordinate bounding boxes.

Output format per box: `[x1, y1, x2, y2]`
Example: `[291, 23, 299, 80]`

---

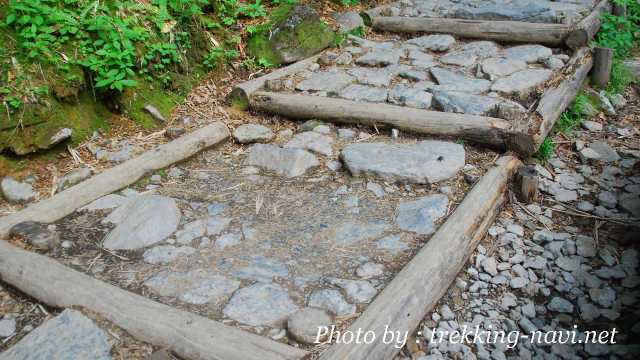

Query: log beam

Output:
[369, 16, 570, 46]
[0, 241, 307, 360]
[249, 91, 513, 150]
[319, 156, 522, 360]
[0, 122, 230, 238]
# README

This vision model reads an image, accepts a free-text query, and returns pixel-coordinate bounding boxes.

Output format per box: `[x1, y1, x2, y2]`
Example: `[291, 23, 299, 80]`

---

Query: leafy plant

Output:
[239, 0, 268, 18]
[555, 93, 588, 134]
[535, 137, 555, 163]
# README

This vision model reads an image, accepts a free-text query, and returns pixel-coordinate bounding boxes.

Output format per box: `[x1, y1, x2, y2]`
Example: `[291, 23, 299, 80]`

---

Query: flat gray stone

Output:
[440, 51, 477, 67]
[284, 131, 334, 156]
[234, 256, 290, 282]
[296, 70, 353, 92]
[103, 195, 181, 250]
[430, 68, 492, 94]
[395, 194, 449, 235]
[215, 232, 242, 250]
[246, 144, 320, 178]
[223, 283, 299, 326]
[143, 245, 196, 264]
[375, 234, 410, 254]
[589, 287, 616, 308]
[327, 278, 377, 303]
[433, 91, 500, 116]
[80, 194, 128, 211]
[355, 48, 402, 66]
[9, 221, 60, 251]
[491, 69, 553, 99]
[179, 276, 240, 305]
[504, 45, 553, 63]
[205, 216, 231, 236]
[0, 309, 111, 360]
[388, 85, 433, 109]
[356, 262, 385, 279]
[1, 177, 35, 203]
[407, 49, 437, 68]
[481, 58, 527, 79]
[405, 35, 455, 51]
[145, 269, 239, 305]
[0, 318, 16, 338]
[334, 11, 364, 33]
[460, 41, 500, 59]
[233, 124, 275, 144]
[341, 141, 465, 184]
[620, 193, 640, 218]
[347, 67, 395, 87]
[587, 141, 620, 162]
[287, 308, 333, 344]
[399, 68, 429, 81]
[338, 84, 388, 102]
[308, 289, 356, 316]
[321, 220, 390, 246]
[548, 297, 574, 313]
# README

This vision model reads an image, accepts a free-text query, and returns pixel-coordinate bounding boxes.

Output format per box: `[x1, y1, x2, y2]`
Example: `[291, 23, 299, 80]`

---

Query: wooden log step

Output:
[319, 155, 522, 360]
[0, 122, 230, 238]
[0, 241, 307, 360]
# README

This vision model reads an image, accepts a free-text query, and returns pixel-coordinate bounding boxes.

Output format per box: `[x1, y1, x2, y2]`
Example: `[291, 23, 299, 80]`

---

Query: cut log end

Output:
[565, 29, 588, 49]
[515, 165, 540, 203]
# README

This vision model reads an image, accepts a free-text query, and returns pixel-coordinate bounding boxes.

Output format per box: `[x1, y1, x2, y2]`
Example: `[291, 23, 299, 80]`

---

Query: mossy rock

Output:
[247, 4, 335, 66]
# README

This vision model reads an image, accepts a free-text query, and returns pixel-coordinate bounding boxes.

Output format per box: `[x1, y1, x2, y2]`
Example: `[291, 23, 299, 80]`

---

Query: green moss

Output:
[0, 91, 111, 155]
[246, 4, 335, 66]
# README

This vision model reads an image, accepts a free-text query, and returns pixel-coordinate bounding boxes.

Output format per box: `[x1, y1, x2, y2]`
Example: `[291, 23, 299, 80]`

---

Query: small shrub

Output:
[535, 137, 555, 163]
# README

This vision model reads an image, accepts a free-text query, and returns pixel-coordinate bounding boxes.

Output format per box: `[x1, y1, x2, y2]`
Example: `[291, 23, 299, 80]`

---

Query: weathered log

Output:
[592, 47, 614, 88]
[369, 16, 570, 46]
[0, 241, 307, 360]
[0, 122, 230, 238]
[566, 0, 612, 49]
[509, 47, 593, 156]
[249, 91, 513, 149]
[319, 156, 522, 360]
[229, 55, 320, 109]
[515, 165, 539, 203]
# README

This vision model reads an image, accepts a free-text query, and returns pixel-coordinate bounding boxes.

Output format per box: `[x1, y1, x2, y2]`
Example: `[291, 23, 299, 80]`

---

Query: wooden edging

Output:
[320, 155, 522, 360]
[249, 91, 513, 150]
[511, 47, 593, 156]
[229, 55, 320, 109]
[0, 122, 230, 238]
[364, 0, 610, 48]
[368, 16, 570, 46]
[0, 241, 307, 360]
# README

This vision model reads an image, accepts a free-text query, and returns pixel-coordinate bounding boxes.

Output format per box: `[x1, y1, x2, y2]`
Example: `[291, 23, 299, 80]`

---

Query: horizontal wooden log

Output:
[249, 91, 513, 149]
[566, 0, 612, 49]
[229, 55, 320, 109]
[0, 122, 230, 238]
[0, 241, 307, 360]
[319, 155, 522, 360]
[369, 16, 570, 46]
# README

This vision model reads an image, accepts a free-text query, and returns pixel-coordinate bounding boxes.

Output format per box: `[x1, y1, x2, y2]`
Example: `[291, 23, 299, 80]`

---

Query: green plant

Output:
[339, 0, 359, 6]
[239, 0, 267, 18]
[535, 137, 555, 163]
[555, 93, 588, 134]
[203, 47, 239, 69]
[594, 0, 639, 57]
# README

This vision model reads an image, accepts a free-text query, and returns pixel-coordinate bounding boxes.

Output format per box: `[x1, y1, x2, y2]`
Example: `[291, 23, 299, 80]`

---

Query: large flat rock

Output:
[223, 283, 299, 326]
[395, 194, 449, 235]
[340, 141, 465, 184]
[491, 69, 553, 99]
[246, 144, 320, 177]
[429, 67, 492, 94]
[0, 309, 111, 360]
[103, 195, 181, 250]
[296, 69, 354, 93]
